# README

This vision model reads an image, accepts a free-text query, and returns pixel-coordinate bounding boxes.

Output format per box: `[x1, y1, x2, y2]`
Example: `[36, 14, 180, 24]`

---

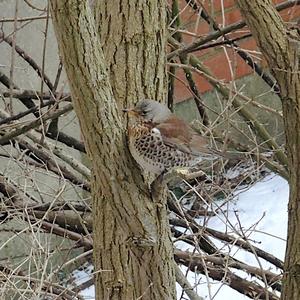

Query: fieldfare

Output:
[124, 99, 221, 175]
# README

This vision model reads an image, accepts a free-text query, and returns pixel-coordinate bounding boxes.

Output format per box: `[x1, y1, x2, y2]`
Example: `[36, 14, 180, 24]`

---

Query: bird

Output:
[123, 99, 221, 175]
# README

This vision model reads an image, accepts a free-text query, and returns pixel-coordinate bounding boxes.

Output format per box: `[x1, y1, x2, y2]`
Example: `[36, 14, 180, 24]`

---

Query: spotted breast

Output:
[128, 123, 202, 174]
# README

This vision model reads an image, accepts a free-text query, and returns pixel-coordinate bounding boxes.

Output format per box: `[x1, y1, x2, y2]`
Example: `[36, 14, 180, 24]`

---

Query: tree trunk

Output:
[49, 1, 176, 299]
[236, 1, 300, 299]
[94, 1, 167, 106]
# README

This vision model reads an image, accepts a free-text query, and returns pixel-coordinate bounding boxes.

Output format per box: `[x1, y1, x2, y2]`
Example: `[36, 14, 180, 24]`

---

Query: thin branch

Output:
[0, 174, 37, 207]
[9, 0, 19, 114]
[31, 210, 92, 234]
[0, 32, 54, 91]
[0, 103, 73, 145]
[166, 56, 288, 169]
[0, 99, 56, 125]
[184, 0, 280, 95]
[0, 266, 84, 300]
[0, 71, 19, 89]
[27, 130, 90, 179]
[0, 73, 42, 119]
[36, 219, 93, 249]
[168, 62, 282, 117]
[46, 130, 86, 153]
[17, 137, 90, 191]
[174, 249, 280, 300]
[40, 2, 51, 104]
[170, 218, 284, 270]
[23, 0, 47, 12]
[1, 89, 71, 101]
[0, 15, 49, 23]
[175, 263, 205, 300]
[167, 0, 300, 59]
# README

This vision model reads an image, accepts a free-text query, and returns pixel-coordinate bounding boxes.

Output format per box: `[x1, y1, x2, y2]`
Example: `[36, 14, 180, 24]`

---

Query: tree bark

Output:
[236, 1, 300, 299]
[94, 1, 167, 106]
[49, 1, 176, 299]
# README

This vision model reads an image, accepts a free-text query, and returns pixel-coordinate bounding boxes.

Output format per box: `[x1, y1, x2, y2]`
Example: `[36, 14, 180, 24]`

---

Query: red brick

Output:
[172, 0, 300, 103]
[280, 5, 300, 22]
[273, 0, 287, 4]
[196, 0, 236, 14]
[215, 7, 242, 26]
[172, 62, 214, 102]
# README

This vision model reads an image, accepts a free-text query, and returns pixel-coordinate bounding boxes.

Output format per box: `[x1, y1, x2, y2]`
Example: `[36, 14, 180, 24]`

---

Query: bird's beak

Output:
[122, 108, 139, 117]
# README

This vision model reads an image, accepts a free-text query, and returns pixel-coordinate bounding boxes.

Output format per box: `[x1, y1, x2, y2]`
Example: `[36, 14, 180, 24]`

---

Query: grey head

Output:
[132, 99, 172, 123]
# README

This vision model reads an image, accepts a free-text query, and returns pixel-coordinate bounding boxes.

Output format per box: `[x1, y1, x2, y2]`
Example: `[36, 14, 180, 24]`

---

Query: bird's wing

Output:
[156, 116, 222, 159]
[189, 133, 221, 159]
[156, 116, 211, 156]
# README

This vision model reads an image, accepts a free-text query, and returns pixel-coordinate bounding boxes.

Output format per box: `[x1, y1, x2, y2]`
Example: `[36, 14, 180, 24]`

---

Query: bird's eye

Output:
[141, 111, 147, 116]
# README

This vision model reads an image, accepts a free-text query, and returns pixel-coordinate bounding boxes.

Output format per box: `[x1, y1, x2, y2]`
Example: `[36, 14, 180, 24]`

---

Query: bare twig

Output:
[0, 15, 49, 23]
[175, 263, 205, 300]
[174, 249, 280, 300]
[0, 103, 73, 145]
[167, 0, 300, 59]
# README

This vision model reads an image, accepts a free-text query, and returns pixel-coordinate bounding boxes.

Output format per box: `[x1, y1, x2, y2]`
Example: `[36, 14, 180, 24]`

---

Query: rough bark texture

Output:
[49, 1, 176, 299]
[236, 1, 300, 299]
[94, 1, 167, 107]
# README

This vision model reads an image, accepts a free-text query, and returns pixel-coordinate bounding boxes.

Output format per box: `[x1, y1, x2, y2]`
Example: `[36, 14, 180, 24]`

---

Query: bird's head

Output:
[123, 99, 172, 124]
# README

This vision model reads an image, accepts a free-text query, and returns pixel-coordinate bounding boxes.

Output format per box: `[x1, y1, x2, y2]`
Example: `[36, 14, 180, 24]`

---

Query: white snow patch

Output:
[177, 174, 289, 299]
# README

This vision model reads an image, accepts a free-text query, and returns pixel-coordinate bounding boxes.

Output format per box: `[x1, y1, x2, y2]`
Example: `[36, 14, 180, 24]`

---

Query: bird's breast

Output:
[127, 124, 198, 173]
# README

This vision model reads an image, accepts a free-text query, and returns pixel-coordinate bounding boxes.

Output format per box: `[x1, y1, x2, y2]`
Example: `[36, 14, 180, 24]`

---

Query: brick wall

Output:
[172, 0, 300, 102]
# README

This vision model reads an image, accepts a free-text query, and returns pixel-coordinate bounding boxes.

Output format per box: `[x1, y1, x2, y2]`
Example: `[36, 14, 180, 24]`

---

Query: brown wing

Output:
[156, 115, 211, 156]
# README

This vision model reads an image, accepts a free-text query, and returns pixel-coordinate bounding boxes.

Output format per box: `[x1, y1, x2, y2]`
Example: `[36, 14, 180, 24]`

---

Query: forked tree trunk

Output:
[50, 1, 176, 299]
[236, 1, 300, 299]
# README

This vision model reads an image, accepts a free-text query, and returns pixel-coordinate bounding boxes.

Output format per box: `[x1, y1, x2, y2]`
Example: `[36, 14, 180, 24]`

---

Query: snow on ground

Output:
[79, 174, 289, 299]
[79, 286, 95, 299]
[209, 173, 288, 261]
[176, 174, 289, 299]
